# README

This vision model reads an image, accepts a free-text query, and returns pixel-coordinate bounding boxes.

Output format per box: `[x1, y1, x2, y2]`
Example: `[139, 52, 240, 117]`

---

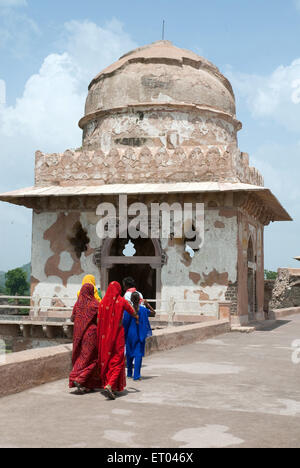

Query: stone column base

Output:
[230, 315, 250, 327]
[255, 311, 265, 322]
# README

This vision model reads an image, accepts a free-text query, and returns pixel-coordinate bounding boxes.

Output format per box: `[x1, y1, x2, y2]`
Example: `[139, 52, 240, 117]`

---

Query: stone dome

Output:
[79, 40, 237, 129]
[71, 40, 256, 188]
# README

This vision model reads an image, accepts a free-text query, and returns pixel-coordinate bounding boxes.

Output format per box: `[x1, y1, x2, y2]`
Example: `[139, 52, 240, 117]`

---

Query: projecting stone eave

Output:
[78, 102, 242, 131]
[0, 182, 292, 223]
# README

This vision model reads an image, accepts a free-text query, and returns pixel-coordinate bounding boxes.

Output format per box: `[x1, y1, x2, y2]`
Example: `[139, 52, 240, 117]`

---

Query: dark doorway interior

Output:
[108, 264, 157, 300]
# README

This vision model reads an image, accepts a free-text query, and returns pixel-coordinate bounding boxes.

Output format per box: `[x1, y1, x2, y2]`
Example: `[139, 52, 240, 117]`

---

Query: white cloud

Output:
[62, 19, 137, 84]
[0, 8, 40, 58]
[226, 58, 300, 270]
[294, 0, 300, 11]
[227, 57, 300, 269]
[0, 79, 5, 106]
[0, 18, 137, 179]
[0, 18, 137, 269]
[227, 59, 300, 133]
[0, 203, 32, 271]
[250, 142, 300, 270]
[251, 143, 300, 270]
[1, 52, 85, 147]
[0, 0, 27, 7]
[252, 142, 300, 203]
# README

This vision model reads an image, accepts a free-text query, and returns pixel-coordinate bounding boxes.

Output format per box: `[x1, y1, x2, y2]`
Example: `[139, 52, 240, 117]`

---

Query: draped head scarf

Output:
[77, 274, 101, 302]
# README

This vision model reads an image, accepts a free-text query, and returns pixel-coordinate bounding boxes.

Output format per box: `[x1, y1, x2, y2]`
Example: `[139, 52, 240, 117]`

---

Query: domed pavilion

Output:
[0, 41, 291, 325]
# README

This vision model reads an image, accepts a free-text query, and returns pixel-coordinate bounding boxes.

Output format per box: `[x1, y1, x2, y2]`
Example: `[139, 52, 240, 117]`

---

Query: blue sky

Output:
[0, 0, 300, 271]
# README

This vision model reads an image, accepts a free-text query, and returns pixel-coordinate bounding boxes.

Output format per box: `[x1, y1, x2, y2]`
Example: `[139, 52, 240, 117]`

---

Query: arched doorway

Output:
[247, 236, 257, 321]
[100, 236, 162, 301]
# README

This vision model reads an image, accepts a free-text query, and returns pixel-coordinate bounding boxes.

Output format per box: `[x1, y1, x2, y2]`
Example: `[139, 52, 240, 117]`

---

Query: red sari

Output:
[69, 283, 101, 389]
[97, 281, 137, 392]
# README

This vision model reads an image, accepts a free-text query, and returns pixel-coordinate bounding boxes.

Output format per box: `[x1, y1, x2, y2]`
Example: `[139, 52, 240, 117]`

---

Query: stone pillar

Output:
[237, 214, 249, 325]
[19, 324, 31, 338]
[255, 227, 265, 321]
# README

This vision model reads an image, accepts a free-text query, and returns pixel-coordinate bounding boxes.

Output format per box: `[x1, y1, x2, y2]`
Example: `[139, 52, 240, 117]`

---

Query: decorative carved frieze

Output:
[35, 145, 264, 187]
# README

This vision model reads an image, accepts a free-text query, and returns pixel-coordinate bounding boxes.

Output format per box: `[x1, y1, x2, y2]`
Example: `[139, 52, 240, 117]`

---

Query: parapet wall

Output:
[35, 147, 264, 187]
[35, 102, 263, 188]
[0, 320, 230, 397]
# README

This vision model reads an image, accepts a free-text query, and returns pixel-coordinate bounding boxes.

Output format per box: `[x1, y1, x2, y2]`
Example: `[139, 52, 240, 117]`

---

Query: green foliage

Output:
[5, 268, 30, 296]
[0, 271, 5, 290]
[264, 270, 278, 280]
[21, 263, 31, 283]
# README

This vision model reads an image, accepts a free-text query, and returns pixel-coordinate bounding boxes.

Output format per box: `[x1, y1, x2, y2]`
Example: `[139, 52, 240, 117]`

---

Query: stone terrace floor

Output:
[1, 315, 300, 448]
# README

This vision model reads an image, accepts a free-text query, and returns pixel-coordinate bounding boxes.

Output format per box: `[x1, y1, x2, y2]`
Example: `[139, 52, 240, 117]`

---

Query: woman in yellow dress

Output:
[77, 275, 102, 303]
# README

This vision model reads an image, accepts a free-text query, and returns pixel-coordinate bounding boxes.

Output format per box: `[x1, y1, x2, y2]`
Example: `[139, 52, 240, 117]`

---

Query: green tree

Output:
[5, 268, 30, 296]
[264, 270, 278, 280]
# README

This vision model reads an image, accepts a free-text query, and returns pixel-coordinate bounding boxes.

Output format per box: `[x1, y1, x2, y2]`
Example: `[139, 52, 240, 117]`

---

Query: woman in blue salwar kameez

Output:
[123, 292, 155, 381]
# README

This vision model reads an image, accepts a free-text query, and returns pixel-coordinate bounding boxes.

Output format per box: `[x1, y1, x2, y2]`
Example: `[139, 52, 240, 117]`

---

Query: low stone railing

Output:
[0, 316, 73, 340]
[0, 319, 231, 398]
[269, 307, 300, 320]
[0, 296, 232, 340]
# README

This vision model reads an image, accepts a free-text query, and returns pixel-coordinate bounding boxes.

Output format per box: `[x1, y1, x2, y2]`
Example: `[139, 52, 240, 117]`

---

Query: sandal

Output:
[74, 382, 87, 394]
[104, 385, 116, 400]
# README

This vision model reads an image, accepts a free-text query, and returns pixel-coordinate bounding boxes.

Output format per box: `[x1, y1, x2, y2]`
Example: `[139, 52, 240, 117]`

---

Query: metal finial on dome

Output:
[162, 20, 165, 41]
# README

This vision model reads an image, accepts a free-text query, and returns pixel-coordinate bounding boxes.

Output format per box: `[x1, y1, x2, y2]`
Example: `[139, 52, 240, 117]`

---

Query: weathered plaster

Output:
[83, 111, 236, 151]
[31, 211, 101, 313]
[43, 213, 84, 287]
[160, 209, 238, 316]
[58, 252, 74, 272]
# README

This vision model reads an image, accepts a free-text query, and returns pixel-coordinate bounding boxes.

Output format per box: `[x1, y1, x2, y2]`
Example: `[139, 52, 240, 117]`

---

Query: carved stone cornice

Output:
[239, 193, 275, 226]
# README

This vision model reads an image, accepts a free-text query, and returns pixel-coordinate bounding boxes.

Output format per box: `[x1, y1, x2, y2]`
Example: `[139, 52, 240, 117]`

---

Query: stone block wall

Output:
[270, 268, 300, 310]
[264, 279, 275, 314]
[225, 281, 238, 315]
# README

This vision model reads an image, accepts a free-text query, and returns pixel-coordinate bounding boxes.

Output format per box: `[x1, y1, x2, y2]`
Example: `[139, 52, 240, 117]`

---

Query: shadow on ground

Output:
[254, 320, 291, 332]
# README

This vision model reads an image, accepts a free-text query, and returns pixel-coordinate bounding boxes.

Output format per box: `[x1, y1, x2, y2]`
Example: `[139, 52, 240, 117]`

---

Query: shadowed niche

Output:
[69, 222, 90, 259]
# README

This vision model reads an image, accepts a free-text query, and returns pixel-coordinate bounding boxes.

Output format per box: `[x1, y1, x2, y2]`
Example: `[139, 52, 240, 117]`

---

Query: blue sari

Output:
[123, 305, 152, 358]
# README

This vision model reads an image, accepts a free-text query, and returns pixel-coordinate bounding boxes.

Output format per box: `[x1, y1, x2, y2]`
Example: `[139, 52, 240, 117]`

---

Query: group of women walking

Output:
[69, 275, 155, 400]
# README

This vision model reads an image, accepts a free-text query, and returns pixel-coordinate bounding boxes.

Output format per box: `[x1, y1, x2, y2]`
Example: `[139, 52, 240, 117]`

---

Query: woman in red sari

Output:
[69, 283, 101, 393]
[97, 281, 138, 400]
